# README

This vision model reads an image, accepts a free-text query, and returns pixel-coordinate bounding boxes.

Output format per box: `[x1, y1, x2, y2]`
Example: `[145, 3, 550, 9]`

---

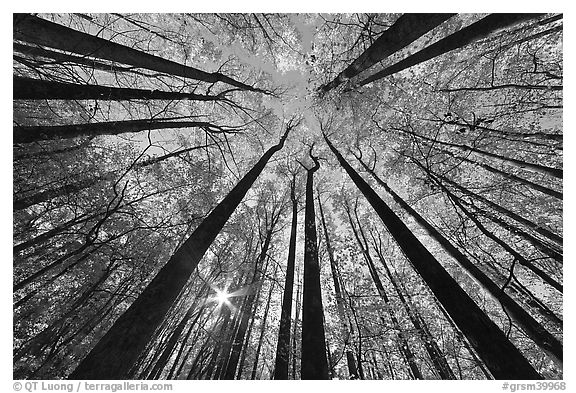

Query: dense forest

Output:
[13, 13, 563, 380]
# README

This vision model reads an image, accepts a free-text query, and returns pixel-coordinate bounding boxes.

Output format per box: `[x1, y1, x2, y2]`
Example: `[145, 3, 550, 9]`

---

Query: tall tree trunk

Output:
[319, 14, 455, 93]
[324, 135, 542, 380]
[68, 127, 290, 380]
[14, 118, 236, 144]
[356, 158, 562, 367]
[13, 14, 265, 93]
[317, 193, 359, 379]
[14, 76, 224, 101]
[299, 153, 330, 380]
[273, 175, 298, 379]
[356, 14, 544, 87]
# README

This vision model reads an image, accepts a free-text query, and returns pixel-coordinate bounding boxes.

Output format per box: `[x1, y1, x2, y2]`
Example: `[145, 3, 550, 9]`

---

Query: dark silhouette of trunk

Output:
[317, 193, 359, 379]
[299, 150, 330, 380]
[14, 118, 238, 144]
[14, 14, 265, 93]
[345, 203, 423, 380]
[14, 142, 214, 212]
[14, 136, 95, 161]
[355, 156, 562, 367]
[319, 14, 455, 93]
[250, 269, 276, 380]
[369, 230, 455, 379]
[391, 125, 563, 179]
[356, 14, 544, 87]
[13, 42, 147, 77]
[324, 134, 542, 380]
[69, 127, 290, 380]
[273, 175, 298, 380]
[14, 76, 225, 101]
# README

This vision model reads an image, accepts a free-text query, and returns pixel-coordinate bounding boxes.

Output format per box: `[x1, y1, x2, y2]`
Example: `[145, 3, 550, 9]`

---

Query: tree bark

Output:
[68, 127, 290, 379]
[14, 76, 224, 101]
[14, 14, 265, 92]
[325, 134, 542, 380]
[356, 14, 544, 88]
[14, 119, 238, 144]
[300, 153, 330, 380]
[319, 14, 455, 93]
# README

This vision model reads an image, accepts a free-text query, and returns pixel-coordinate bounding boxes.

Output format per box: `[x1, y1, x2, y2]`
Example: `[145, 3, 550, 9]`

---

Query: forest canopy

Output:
[12, 13, 563, 381]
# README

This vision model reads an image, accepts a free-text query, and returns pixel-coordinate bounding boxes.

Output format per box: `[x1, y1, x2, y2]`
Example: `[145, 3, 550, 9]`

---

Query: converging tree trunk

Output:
[319, 13, 455, 93]
[14, 118, 239, 144]
[14, 76, 225, 101]
[299, 149, 330, 380]
[325, 134, 542, 380]
[14, 14, 266, 93]
[356, 14, 544, 88]
[68, 125, 291, 379]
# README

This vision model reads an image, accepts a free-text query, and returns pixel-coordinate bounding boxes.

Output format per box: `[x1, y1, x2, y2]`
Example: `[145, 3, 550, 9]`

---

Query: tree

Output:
[298, 147, 330, 380]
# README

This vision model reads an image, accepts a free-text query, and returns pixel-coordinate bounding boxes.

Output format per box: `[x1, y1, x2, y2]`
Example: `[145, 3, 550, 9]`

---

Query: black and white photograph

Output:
[12, 11, 563, 384]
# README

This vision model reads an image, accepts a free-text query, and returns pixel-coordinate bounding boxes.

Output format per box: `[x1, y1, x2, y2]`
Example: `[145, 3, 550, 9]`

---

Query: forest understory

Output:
[12, 13, 563, 380]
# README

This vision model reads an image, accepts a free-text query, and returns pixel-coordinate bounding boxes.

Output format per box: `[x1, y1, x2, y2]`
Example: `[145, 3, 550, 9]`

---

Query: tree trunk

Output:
[356, 14, 544, 87]
[319, 14, 455, 93]
[14, 118, 236, 144]
[273, 176, 298, 380]
[356, 157, 563, 367]
[300, 155, 330, 380]
[14, 76, 224, 101]
[13, 14, 265, 92]
[68, 127, 290, 380]
[325, 135, 542, 380]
